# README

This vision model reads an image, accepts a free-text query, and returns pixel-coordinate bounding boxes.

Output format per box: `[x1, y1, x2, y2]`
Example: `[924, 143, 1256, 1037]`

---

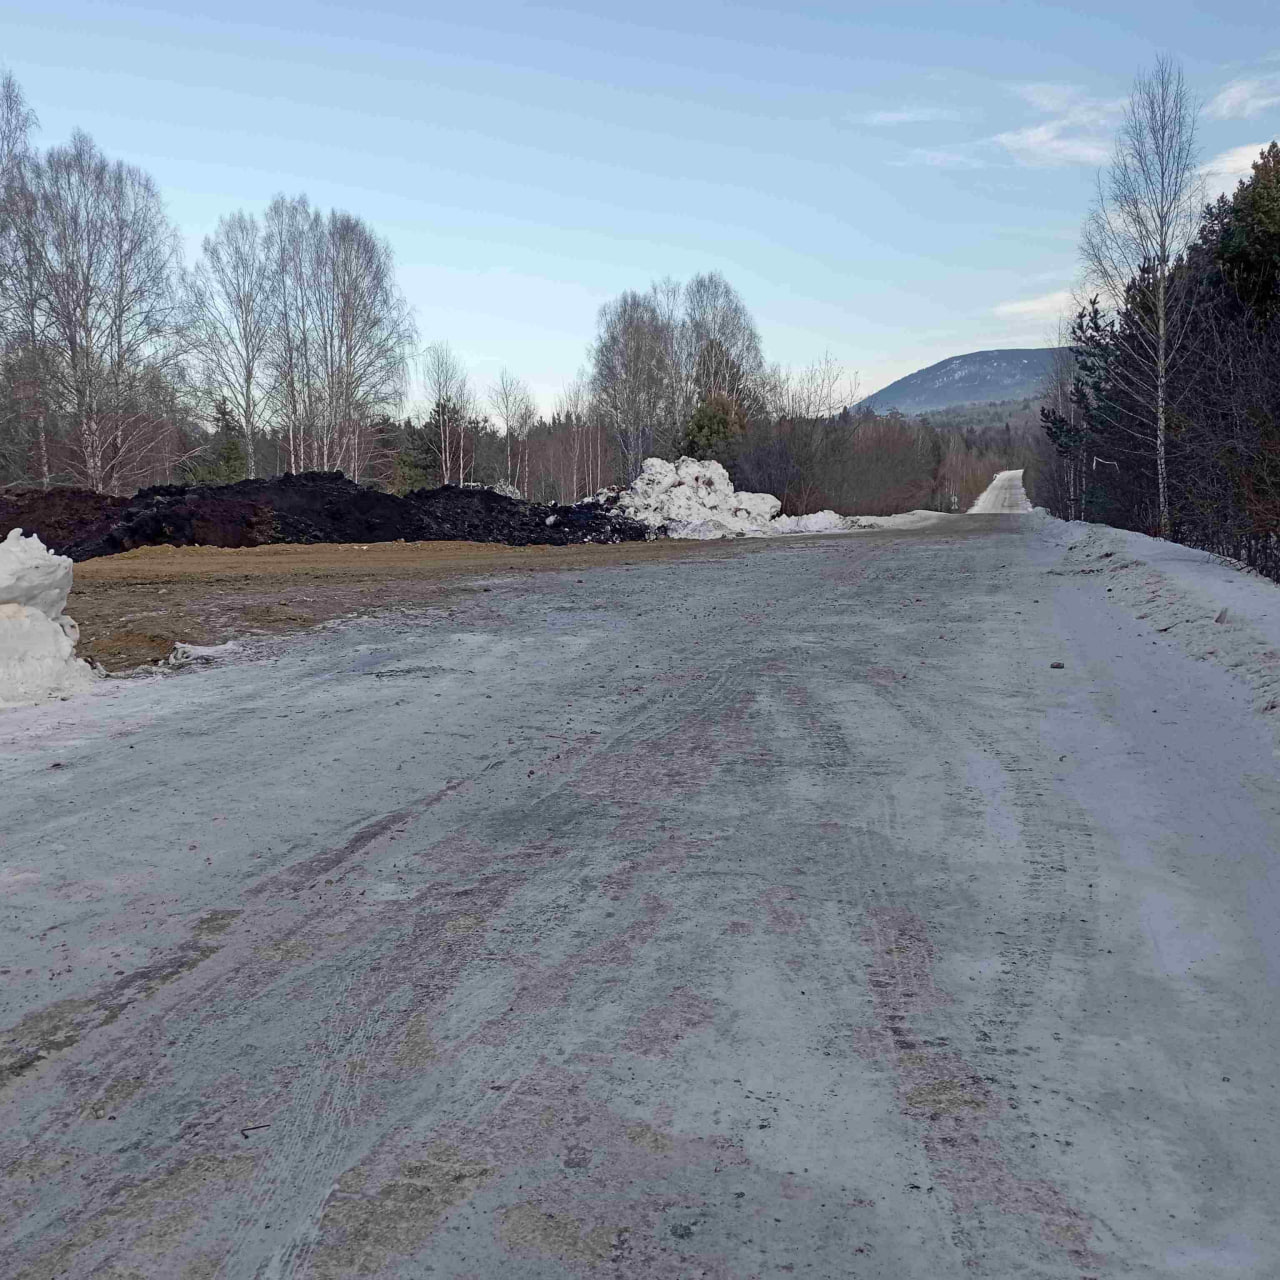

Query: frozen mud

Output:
[0, 528, 96, 706]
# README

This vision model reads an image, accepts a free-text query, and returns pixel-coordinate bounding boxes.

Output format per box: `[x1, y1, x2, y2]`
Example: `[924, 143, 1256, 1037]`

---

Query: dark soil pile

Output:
[4, 472, 649, 561]
[405, 484, 649, 548]
[0, 486, 130, 555]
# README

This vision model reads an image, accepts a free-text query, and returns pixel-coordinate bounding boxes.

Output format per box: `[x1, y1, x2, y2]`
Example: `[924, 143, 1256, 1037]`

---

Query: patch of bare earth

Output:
[69, 537, 758, 671]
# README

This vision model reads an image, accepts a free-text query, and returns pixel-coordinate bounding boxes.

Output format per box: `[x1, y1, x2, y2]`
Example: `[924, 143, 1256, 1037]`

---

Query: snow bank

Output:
[769, 510, 850, 535]
[612, 457, 951, 540]
[0, 528, 97, 707]
[1042, 516, 1280, 724]
[839, 510, 955, 532]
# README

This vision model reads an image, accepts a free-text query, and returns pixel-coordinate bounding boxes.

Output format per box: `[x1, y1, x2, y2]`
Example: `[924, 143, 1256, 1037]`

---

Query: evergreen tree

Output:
[679, 393, 745, 461]
[391, 416, 439, 494]
[181, 397, 248, 485]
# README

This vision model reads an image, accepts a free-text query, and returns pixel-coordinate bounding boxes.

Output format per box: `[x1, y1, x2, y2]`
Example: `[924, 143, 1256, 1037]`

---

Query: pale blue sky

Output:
[4, 1, 1278, 409]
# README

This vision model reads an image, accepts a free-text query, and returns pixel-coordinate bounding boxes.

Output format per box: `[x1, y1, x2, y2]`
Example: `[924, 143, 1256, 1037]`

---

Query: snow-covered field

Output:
[5, 507, 1280, 1276]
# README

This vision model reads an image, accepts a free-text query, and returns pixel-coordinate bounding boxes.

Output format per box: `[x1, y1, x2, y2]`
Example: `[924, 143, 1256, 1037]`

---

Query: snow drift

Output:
[609, 457, 949, 540]
[0, 528, 97, 706]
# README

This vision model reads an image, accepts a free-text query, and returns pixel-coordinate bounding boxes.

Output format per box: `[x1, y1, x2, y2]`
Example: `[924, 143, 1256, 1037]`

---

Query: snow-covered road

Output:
[969, 468, 1034, 513]
[4, 512, 1280, 1278]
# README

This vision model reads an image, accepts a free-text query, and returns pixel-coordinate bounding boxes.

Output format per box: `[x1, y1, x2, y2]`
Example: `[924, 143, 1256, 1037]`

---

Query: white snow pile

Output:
[0, 528, 97, 707]
[610, 457, 949, 540]
[613, 457, 780, 539]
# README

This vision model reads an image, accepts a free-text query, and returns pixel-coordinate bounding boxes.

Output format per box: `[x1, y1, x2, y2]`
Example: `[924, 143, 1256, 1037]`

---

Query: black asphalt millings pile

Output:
[6, 471, 651, 561]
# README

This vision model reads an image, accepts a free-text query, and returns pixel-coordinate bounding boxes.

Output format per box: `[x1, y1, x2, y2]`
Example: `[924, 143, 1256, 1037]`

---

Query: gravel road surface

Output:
[3, 509, 1278, 1278]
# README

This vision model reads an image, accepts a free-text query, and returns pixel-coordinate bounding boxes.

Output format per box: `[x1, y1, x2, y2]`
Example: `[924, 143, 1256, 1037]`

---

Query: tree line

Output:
[1039, 57, 1280, 581]
[0, 68, 1023, 514]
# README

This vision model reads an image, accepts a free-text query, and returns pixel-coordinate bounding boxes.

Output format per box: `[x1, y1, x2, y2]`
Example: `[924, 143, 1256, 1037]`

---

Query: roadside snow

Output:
[614, 457, 951, 540]
[1039, 513, 1280, 722]
[769, 510, 850, 535]
[0, 528, 97, 707]
[839, 510, 957, 531]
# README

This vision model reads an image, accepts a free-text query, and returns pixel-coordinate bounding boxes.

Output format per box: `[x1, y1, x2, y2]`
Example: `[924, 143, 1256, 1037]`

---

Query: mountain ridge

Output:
[860, 347, 1065, 414]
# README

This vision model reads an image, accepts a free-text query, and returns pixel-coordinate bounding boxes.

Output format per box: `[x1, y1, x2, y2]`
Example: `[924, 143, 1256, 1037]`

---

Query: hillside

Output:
[860, 347, 1065, 414]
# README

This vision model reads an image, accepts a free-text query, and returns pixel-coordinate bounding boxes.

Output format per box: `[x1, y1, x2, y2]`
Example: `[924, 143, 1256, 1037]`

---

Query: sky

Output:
[4, 1, 1279, 410]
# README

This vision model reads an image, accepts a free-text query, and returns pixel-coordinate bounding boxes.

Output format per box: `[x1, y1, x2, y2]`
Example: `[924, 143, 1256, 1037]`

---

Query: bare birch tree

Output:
[310, 211, 414, 480]
[263, 195, 320, 472]
[487, 367, 535, 490]
[556, 373, 595, 500]
[0, 71, 45, 484]
[590, 290, 671, 480]
[421, 341, 472, 486]
[1082, 55, 1202, 537]
[260, 196, 412, 477]
[184, 211, 270, 476]
[0, 70, 35, 183]
[15, 130, 183, 492]
[765, 352, 856, 421]
[683, 270, 765, 411]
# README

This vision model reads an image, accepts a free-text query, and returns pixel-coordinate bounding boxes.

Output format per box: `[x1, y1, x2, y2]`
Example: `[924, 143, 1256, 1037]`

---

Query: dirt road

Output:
[968, 470, 1034, 514]
[4, 513, 1279, 1277]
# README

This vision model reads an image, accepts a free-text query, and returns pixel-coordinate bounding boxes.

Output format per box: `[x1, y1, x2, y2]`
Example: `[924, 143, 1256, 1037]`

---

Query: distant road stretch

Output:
[968, 468, 1034, 513]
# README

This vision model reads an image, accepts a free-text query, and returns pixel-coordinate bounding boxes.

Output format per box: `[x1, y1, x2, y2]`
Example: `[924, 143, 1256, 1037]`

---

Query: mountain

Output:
[859, 348, 1066, 415]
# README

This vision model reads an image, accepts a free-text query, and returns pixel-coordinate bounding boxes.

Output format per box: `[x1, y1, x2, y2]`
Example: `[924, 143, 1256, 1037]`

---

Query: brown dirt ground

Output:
[69, 538, 762, 671]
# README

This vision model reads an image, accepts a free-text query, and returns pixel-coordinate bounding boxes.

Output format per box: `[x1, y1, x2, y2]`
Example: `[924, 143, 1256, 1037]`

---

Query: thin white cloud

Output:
[1207, 76, 1280, 121]
[993, 84, 1121, 168]
[854, 106, 963, 126]
[993, 289, 1075, 322]
[994, 123, 1110, 167]
[882, 81, 1122, 173]
[1200, 141, 1276, 196]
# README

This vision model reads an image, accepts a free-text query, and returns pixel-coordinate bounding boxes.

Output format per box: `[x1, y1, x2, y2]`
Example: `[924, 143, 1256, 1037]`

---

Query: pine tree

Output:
[679, 393, 745, 461]
[182, 397, 248, 485]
